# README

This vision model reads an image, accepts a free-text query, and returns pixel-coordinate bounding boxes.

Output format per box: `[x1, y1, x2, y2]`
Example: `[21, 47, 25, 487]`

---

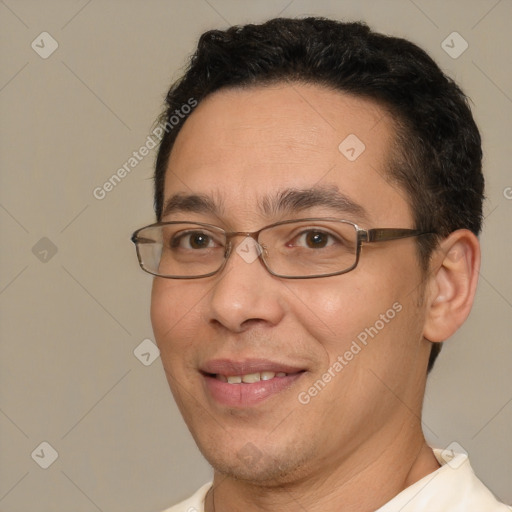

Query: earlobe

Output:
[423, 230, 481, 343]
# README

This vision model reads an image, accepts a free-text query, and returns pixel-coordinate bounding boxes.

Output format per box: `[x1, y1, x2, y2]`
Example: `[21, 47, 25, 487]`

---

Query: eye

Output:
[171, 231, 219, 250]
[289, 230, 337, 249]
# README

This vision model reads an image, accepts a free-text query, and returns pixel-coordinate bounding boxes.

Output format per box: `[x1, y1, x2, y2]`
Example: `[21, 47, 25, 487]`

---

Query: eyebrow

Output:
[161, 186, 368, 222]
[259, 187, 368, 221]
[162, 192, 222, 218]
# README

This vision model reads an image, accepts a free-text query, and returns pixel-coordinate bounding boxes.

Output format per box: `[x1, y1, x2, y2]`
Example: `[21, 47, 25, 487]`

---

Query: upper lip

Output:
[201, 358, 306, 376]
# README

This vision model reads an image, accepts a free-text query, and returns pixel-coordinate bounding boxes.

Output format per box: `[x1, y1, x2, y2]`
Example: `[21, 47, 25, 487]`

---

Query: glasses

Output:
[131, 218, 430, 280]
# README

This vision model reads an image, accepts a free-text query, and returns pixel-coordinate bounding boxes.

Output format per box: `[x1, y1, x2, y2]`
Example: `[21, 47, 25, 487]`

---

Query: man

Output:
[131, 17, 510, 512]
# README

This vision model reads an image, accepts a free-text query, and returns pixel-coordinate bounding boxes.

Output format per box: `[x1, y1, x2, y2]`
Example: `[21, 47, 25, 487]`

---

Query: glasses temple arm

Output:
[364, 228, 430, 243]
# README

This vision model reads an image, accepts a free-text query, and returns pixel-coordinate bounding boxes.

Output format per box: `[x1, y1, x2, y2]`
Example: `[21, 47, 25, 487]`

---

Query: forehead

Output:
[164, 83, 411, 228]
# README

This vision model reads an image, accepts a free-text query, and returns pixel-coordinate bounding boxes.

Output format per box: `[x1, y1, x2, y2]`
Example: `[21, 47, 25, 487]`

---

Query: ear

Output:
[423, 229, 481, 343]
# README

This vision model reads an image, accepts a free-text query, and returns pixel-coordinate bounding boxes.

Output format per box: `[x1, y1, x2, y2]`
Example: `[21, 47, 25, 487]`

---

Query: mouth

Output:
[212, 371, 292, 384]
[201, 359, 306, 407]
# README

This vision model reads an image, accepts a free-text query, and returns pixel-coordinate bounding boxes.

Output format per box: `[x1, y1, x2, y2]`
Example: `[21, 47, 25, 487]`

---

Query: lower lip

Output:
[203, 373, 304, 407]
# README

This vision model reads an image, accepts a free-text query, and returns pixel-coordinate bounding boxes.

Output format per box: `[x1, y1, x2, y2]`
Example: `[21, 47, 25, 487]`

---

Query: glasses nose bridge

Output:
[224, 230, 261, 252]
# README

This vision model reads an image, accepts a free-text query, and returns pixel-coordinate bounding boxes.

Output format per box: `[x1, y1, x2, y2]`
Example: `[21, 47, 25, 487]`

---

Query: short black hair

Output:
[153, 17, 484, 372]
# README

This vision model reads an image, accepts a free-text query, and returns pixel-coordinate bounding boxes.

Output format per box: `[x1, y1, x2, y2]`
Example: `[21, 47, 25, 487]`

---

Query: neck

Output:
[206, 426, 440, 512]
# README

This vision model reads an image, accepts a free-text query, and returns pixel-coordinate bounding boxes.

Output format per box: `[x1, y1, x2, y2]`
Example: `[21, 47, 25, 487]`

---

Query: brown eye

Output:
[287, 230, 335, 249]
[305, 231, 329, 248]
[189, 233, 211, 249]
[171, 231, 217, 250]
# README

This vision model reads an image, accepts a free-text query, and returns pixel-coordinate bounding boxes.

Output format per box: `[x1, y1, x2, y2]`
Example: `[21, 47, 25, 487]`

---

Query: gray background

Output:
[0, 1, 511, 511]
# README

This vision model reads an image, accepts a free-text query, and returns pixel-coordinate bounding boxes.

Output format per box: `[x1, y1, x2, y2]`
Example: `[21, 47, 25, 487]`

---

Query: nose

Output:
[207, 236, 286, 333]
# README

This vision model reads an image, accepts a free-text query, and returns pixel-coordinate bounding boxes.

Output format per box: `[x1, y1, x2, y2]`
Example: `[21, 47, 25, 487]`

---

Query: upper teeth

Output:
[218, 371, 288, 384]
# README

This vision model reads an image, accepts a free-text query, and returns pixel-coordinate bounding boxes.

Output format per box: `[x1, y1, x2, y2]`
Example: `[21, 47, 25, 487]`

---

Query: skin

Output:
[150, 83, 480, 511]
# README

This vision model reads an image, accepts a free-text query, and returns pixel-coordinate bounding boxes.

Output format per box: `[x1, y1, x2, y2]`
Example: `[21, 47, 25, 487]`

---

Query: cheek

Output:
[150, 280, 203, 357]
[289, 273, 422, 365]
[287, 278, 382, 350]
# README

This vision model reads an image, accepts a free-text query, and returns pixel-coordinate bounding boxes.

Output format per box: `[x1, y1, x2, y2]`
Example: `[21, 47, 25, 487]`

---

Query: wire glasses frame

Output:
[131, 218, 431, 280]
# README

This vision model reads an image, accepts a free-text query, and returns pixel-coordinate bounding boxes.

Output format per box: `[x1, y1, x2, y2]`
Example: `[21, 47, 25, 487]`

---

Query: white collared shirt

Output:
[162, 450, 511, 512]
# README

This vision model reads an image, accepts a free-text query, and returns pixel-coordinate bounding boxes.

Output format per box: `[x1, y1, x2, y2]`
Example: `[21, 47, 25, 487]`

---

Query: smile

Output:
[201, 359, 306, 407]
[215, 371, 289, 384]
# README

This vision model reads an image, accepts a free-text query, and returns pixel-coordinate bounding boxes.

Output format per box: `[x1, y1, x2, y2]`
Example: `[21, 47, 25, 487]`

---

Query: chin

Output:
[199, 438, 314, 486]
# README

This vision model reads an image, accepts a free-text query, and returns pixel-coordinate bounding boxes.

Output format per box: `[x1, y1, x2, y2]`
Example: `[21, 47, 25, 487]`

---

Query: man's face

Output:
[151, 83, 431, 483]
